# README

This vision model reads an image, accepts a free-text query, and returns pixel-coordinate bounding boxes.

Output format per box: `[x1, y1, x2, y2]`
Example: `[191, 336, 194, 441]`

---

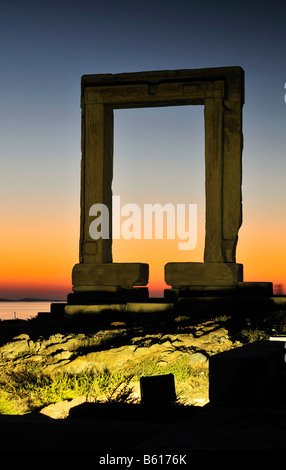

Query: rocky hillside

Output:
[0, 320, 237, 374]
[0, 309, 283, 416]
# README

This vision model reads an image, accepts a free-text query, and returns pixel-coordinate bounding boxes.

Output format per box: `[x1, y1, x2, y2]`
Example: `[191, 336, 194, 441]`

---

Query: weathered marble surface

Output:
[72, 67, 244, 293]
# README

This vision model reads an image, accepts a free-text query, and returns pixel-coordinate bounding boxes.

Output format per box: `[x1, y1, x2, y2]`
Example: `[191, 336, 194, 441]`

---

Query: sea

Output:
[0, 301, 65, 321]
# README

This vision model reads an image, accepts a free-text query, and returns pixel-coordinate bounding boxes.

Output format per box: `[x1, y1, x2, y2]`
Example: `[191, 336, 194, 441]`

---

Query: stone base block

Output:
[164, 281, 273, 301]
[165, 262, 243, 288]
[72, 262, 149, 291]
[64, 301, 174, 317]
[209, 341, 285, 406]
[126, 302, 174, 313]
[65, 304, 126, 316]
[67, 287, 149, 305]
[50, 303, 66, 316]
[238, 281, 273, 296]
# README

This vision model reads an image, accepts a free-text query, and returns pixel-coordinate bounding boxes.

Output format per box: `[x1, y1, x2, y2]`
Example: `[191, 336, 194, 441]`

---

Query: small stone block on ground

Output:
[140, 374, 176, 407]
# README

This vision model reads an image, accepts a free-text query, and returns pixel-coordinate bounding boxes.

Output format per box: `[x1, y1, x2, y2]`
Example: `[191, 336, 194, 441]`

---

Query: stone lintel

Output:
[81, 66, 244, 104]
[165, 262, 243, 287]
[72, 262, 149, 291]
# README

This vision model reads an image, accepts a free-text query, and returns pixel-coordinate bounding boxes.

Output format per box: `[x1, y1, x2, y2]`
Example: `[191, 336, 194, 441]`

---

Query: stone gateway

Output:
[71, 67, 245, 301]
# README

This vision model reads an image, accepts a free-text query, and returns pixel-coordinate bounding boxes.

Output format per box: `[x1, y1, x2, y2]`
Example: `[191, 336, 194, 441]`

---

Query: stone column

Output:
[72, 85, 149, 296]
[164, 73, 244, 293]
[222, 100, 243, 262]
[204, 97, 224, 263]
[79, 103, 113, 264]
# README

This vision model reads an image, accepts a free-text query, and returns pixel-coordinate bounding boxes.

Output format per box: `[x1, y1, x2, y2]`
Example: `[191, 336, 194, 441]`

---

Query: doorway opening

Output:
[112, 105, 205, 297]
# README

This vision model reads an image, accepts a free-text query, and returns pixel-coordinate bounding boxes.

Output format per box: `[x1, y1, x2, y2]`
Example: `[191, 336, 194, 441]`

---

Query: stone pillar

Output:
[79, 103, 113, 264]
[164, 69, 244, 293]
[204, 97, 224, 263]
[72, 84, 149, 297]
[222, 100, 243, 262]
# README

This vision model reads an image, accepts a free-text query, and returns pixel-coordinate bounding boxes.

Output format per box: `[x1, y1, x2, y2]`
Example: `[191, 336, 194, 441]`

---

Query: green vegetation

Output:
[0, 356, 208, 415]
[132, 355, 206, 383]
[0, 361, 137, 414]
[214, 310, 286, 344]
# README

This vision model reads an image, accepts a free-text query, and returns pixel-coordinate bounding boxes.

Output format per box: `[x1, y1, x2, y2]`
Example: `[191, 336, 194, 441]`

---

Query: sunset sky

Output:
[0, 0, 286, 299]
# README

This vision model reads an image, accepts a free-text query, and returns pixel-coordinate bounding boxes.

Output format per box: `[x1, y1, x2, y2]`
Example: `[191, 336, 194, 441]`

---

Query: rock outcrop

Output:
[0, 321, 238, 375]
[0, 319, 242, 413]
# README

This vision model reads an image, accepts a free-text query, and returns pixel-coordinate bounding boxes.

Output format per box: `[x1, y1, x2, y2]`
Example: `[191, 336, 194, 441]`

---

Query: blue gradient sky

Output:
[0, 0, 286, 299]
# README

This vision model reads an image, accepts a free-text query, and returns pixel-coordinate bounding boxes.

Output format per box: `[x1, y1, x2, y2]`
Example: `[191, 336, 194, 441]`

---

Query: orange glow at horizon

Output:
[0, 212, 77, 299]
[2, 206, 286, 298]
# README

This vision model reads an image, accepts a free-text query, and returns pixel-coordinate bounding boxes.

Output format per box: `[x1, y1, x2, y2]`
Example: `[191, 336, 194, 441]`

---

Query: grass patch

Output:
[131, 355, 209, 405]
[239, 328, 270, 343]
[132, 355, 206, 383]
[0, 355, 208, 414]
[0, 361, 136, 414]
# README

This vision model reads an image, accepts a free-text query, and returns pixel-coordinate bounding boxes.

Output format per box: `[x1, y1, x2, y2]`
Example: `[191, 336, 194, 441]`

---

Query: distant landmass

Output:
[0, 298, 65, 302]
